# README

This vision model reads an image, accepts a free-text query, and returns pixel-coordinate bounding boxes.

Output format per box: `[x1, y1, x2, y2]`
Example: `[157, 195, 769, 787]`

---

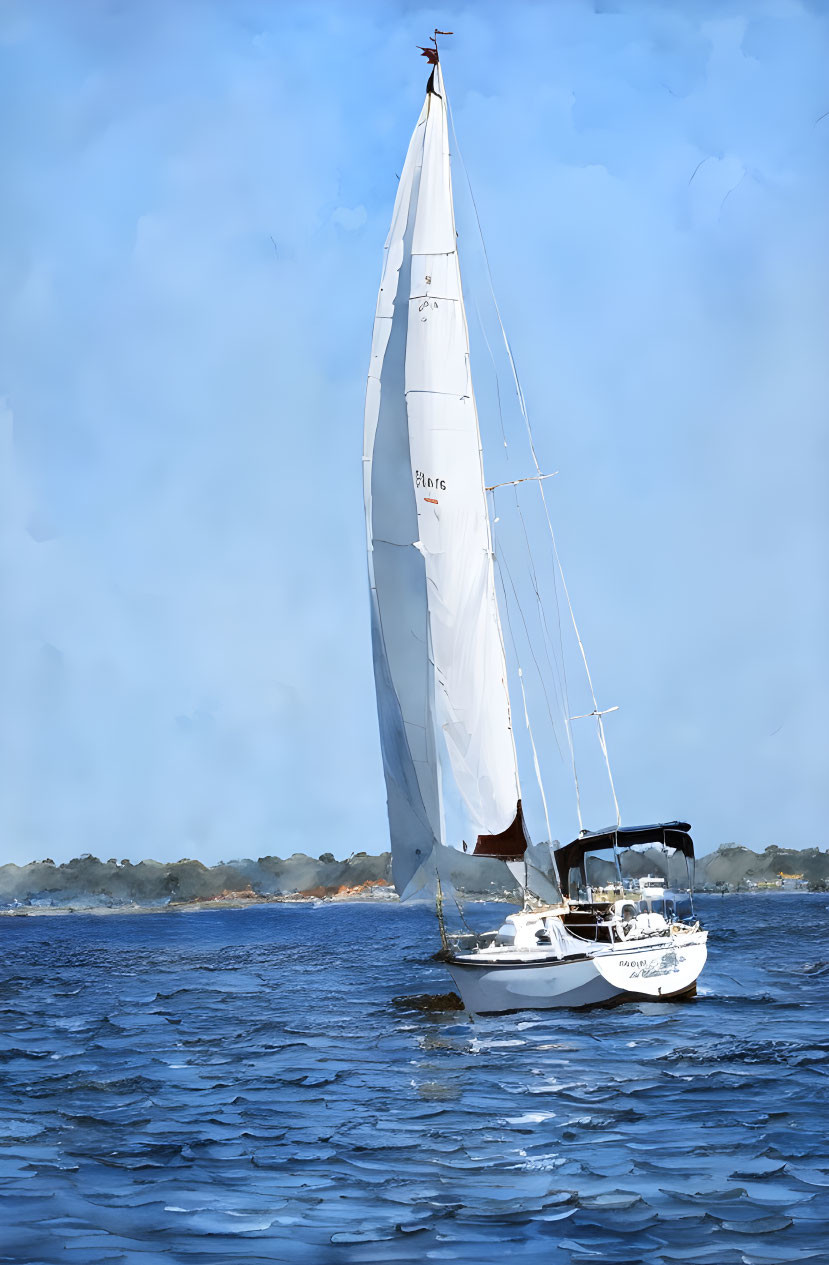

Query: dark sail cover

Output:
[474, 800, 530, 861]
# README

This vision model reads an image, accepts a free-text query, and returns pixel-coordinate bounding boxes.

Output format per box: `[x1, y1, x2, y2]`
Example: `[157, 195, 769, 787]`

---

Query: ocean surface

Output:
[1, 894, 828, 1265]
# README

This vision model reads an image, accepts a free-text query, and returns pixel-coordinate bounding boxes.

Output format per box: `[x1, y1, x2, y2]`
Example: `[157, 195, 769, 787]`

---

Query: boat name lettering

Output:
[616, 953, 681, 972]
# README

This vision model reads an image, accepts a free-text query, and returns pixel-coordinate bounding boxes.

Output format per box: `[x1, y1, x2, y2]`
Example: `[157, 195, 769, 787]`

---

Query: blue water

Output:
[1, 895, 828, 1264]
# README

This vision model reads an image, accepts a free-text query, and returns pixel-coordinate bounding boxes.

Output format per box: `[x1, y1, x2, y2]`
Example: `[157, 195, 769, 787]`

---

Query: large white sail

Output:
[364, 63, 526, 897]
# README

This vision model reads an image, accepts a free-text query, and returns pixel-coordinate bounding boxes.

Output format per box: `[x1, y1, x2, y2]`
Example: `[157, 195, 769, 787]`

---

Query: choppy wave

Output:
[0, 894, 827, 1262]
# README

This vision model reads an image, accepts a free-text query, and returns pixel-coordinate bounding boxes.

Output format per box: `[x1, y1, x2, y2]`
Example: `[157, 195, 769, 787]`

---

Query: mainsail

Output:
[363, 64, 527, 897]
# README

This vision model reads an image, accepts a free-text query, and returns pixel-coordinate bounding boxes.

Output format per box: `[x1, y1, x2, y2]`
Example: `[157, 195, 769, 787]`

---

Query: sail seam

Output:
[405, 389, 468, 399]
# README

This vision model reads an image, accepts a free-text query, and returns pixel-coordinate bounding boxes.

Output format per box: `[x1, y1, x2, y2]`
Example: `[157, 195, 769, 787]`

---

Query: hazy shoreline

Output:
[0, 892, 399, 917]
[0, 851, 516, 914]
[2, 842, 826, 915]
[2, 887, 825, 917]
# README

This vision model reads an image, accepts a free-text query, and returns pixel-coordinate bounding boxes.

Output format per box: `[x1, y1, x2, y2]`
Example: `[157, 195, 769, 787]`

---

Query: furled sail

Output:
[363, 63, 527, 897]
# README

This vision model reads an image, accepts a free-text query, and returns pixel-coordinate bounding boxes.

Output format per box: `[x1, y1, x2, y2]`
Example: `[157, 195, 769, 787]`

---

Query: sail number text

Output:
[415, 470, 446, 491]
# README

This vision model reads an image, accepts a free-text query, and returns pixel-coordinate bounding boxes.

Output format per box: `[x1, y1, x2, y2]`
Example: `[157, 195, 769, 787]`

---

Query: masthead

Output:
[418, 28, 453, 65]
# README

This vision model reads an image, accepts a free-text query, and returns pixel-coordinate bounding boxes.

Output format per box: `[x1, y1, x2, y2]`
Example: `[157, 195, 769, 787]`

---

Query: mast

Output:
[363, 46, 529, 898]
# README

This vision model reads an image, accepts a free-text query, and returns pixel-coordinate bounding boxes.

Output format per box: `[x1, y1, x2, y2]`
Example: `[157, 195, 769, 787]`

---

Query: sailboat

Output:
[362, 38, 707, 1012]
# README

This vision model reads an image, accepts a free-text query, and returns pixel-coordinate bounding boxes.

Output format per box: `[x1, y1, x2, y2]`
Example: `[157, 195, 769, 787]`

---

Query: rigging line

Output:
[466, 207, 570, 769]
[482, 402, 576, 830]
[505, 455, 575, 758]
[492, 541, 554, 843]
[477, 274, 570, 774]
[473, 293, 509, 454]
[495, 430, 576, 791]
[492, 506, 560, 807]
[471, 225, 569, 765]
[508, 483, 572, 761]
[452, 889, 475, 934]
[447, 100, 583, 829]
[546, 514, 575, 748]
[446, 95, 619, 830]
[502, 317, 619, 824]
[545, 515, 620, 827]
[486, 472, 557, 491]
[479, 285, 574, 769]
[494, 508, 562, 764]
[493, 507, 563, 764]
[517, 666, 552, 844]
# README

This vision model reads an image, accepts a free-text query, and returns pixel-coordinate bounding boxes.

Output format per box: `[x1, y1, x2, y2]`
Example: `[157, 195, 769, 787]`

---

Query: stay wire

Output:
[492, 495, 563, 763]
[475, 274, 571, 762]
[492, 526, 553, 843]
[447, 93, 620, 831]
[448, 94, 581, 823]
[510, 483, 570, 752]
[465, 148, 573, 774]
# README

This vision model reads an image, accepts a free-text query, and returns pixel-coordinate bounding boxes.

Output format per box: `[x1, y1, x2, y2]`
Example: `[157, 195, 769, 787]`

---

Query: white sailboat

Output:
[362, 39, 707, 1013]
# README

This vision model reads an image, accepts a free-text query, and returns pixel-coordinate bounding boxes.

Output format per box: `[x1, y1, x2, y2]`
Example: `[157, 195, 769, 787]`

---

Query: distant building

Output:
[777, 872, 808, 891]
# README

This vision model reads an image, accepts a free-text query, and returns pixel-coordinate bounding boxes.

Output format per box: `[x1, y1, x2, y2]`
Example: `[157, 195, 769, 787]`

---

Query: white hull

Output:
[445, 930, 708, 1014]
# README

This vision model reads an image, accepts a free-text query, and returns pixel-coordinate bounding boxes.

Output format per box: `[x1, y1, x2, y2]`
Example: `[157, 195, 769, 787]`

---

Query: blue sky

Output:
[1, 0, 827, 866]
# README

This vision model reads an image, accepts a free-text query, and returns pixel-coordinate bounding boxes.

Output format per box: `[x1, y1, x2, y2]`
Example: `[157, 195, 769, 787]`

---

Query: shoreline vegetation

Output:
[1, 842, 827, 915]
[0, 882, 400, 917]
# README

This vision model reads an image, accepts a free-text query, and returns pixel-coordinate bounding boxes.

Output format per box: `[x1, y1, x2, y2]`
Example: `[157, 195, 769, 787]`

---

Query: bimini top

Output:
[553, 821, 694, 888]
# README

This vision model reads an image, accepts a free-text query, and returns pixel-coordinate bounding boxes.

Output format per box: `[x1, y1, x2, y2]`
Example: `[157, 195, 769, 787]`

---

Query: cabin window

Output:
[568, 867, 583, 900]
